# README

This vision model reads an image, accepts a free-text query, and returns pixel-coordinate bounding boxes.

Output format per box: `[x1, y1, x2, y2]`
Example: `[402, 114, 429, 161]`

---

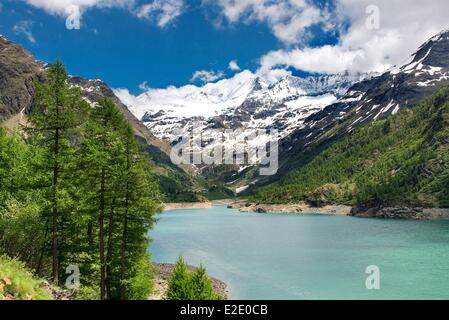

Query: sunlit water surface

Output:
[149, 205, 449, 299]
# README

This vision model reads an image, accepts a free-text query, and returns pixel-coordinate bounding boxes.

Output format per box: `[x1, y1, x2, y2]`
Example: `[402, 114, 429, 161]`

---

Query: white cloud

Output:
[24, 0, 132, 16]
[258, 0, 449, 74]
[113, 88, 140, 107]
[23, 0, 184, 28]
[256, 67, 291, 84]
[136, 0, 184, 28]
[228, 60, 241, 71]
[206, 0, 329, 45]
[190, 69, 225, 83]
[259, 45, 366, 75]
[13, 20, 36, 44]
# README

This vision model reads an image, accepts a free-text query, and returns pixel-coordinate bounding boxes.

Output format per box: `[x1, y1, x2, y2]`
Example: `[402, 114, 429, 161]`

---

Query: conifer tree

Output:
[119, 123, 160, 299]
[191, 265, 220, 300]
[29, 61, 89, 284]
[80, 98, 126, 299]
[167, 257, 192, 300]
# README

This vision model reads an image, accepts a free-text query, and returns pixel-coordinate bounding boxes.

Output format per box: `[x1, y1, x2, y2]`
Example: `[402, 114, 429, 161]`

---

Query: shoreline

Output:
[162, 199, 234, 211]
[349, 206, 449, 220]
[163, 200, 449, 220]
[230, 201, 449, 220]
[150, 262, 228, 300]
[227, 200, 352, 215]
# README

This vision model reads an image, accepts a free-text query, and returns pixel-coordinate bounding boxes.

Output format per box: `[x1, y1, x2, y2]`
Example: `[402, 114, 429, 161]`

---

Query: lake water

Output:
[149, 205, 449, 300]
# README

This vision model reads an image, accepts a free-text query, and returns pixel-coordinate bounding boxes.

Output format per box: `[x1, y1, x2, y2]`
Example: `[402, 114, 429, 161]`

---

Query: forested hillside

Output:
[0, 35, 212, 203]
[253, 87, 449, 209]
[0, 62, 160, 299]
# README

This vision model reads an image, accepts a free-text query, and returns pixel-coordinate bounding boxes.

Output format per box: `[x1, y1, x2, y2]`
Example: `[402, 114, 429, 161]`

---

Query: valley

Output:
[113, 30, 449, 215]
[1, 20, 449, 302]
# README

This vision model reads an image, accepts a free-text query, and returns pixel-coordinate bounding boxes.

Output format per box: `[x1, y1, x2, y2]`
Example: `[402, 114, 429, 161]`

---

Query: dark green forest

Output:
[0, 62, 161, 299]
[253, 87, 449, 208]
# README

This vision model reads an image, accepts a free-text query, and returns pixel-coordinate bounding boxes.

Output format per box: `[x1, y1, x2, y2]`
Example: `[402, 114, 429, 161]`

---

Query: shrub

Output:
[167, 257, 222, 300]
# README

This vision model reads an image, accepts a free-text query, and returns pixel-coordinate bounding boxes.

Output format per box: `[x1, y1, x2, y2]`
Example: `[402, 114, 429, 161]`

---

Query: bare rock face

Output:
[228, 200, 352, 215]
[350, 205, 449, 220]
[350, 206, 426, 219]
[0, 35, 42, 121]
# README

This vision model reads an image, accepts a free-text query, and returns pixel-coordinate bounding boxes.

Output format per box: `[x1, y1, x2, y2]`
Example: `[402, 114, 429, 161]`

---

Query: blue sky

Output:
[1, 0, 448, 94]
[0, 0, 341, 93]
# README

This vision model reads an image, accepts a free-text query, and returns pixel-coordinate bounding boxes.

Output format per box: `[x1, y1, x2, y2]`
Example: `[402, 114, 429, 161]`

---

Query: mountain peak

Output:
[427, 28, 449, 43]
[251, 77, 264, 91]
[388, 29, 449, 75]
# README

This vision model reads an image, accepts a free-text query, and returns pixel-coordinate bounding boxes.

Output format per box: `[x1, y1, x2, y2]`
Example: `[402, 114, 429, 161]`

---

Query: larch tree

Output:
[29, 61, 89, 284]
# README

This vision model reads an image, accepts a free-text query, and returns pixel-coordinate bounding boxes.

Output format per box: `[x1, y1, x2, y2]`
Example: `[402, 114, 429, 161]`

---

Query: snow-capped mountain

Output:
[115, 29, 449, 188]
[116, 71, 367, 142]
[297, 28, 449, 143]
[273, 28, 449, 183]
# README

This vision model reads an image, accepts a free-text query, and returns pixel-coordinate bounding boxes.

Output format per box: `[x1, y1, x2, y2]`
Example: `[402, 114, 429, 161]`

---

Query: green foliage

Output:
[190, 265, 222, 300]
[0, 255, 52, 300]
[125, 254, 154, 300]
[0, 198, 46, 268]
[253, 87, 449, 208]
[0, 129, 48, 271]
[167, 257, 193, 300]
[167, 257, 222, 300]
[0, 61, 162, 300]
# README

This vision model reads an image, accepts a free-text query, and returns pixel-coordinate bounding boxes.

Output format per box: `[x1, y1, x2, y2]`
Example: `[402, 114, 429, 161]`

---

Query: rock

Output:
[228, 201, 352, 215]
[350, 205, 446, 220]
[0, 36, 42, 122]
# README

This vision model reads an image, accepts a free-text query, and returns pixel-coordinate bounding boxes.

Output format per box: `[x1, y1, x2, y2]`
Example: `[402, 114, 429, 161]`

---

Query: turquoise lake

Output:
[149, 205, 449, 300]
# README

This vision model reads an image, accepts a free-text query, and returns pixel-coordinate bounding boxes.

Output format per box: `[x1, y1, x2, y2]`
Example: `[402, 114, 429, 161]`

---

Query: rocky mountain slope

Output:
[3, 28, 449, 200]
[118, 67, 367, 189]
[0, 35, 206, 202]
[253, 86, 449, 215]
[297, 28, 449, 143]
[120, 29, 449, 193]
[252, 29, 449, 191]
[122, 70, 366, 142]
[0, 35, 41, 121]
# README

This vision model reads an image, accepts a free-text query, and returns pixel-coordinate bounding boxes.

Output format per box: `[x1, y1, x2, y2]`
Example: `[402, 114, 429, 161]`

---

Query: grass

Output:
[0, 255, 53, 300]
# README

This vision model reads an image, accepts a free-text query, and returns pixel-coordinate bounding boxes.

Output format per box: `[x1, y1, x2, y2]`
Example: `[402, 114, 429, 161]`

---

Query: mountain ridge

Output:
[119, 71, 368, 142]
[262, 29, 449, 189]
[0, 35, 208, 202]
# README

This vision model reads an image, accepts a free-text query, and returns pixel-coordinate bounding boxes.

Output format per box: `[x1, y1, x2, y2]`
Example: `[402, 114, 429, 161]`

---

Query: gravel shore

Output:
[150, 263, 228, 300]
[228, 200, 352, 215]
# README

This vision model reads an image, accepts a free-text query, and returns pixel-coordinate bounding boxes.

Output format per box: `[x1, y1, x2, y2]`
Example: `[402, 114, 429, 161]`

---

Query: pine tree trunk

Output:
[120, 198, 129, 300]
[87, 221, 94, 247]
[106, 196, 116, 299]
[120, 147, 131, 300]
[35, 218, 49, 276]
[99, 168, 106, 300]
[52, 125, 60, 284]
